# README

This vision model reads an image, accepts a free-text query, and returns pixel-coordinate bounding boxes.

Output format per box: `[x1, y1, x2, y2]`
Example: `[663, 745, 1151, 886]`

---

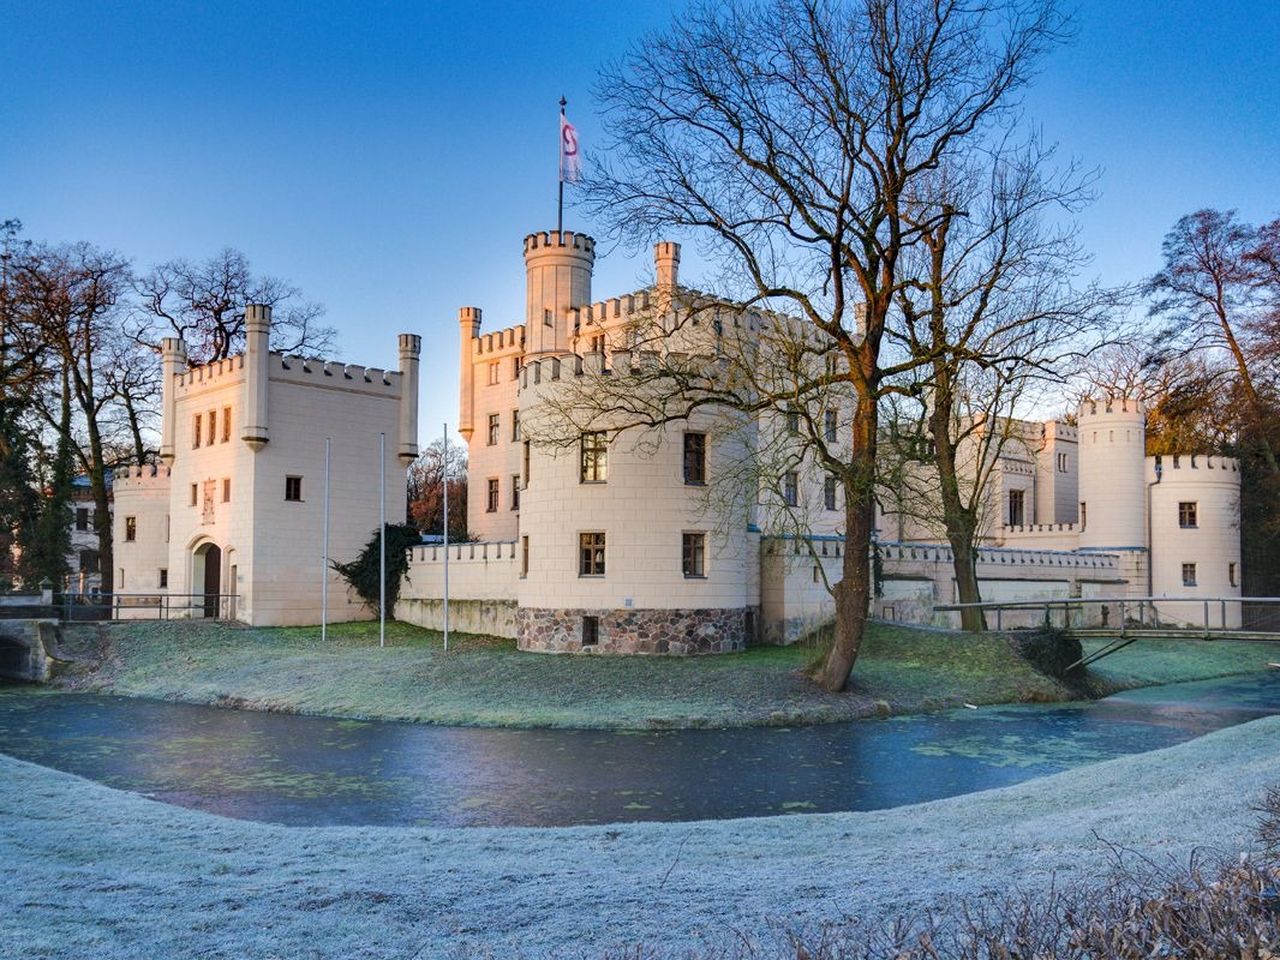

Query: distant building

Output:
[112, 305, 420, 625]
[66, 475, 109, 595]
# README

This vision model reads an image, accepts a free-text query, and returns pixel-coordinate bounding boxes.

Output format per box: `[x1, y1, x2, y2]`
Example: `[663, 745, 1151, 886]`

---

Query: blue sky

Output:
[3, 1, 1278, 434]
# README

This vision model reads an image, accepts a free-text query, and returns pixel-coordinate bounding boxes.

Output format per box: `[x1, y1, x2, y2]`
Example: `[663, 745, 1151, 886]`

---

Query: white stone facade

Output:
[395, 229, 1243, 651]
[112, 306, 420, 626]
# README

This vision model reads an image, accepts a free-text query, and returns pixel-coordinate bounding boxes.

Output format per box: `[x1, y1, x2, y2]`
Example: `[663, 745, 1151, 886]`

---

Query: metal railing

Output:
[933, 596, 1280, 639]
[59, 592, 239, 622]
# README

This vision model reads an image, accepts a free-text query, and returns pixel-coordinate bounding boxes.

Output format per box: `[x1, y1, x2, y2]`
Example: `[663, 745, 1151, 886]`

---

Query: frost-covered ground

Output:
[4, 715, 1278, 959]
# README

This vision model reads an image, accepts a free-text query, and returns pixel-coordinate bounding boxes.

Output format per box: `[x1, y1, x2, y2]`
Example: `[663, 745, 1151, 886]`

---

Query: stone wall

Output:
[395, 597, 517, 639]
[516, 605, 754, 655]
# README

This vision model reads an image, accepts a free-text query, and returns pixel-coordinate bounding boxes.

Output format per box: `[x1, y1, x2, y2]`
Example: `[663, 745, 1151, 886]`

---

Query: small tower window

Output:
[1008, 490, 1025, 526]
[824, 409, 838, 443]
[158, 568, 168, 589]
[193, 413, 202, 449]
[682, 532, 706, 578]
[783, 471, 799, 507]
[124, 516, 137, 542]
[486, 478, 499, 513]
[1079, 502, 1087, 531]
[683, 432, 706, 485]
[580, 432, 608, 483]
[189, 484, 198, 506]
[487, 413, 500, 446]
[75, 507, 89, 531]
[520, 536, 529, 578]
[222, 478, 231, 503]
[222, 407, 232, 442]
[511, 475, 520, 511]
[511, 409, 521, 441]
[824, 475, 838, 511]
[487, 362, 499, 385]
[1178, 501, 1198, 528]
[544, 308, 553, 327]
[1182, 563, 1197, 587]
[285, 476, 303, 502]
[579, 532, 606, 576]
[1229, 562, 1238, 587]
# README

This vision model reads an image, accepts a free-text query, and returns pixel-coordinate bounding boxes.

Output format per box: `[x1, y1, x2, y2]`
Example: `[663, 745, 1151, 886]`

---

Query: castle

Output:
[111, 228, 1241, 649]
[391, 230, 1242, 651]
[112, 306, 421, 625]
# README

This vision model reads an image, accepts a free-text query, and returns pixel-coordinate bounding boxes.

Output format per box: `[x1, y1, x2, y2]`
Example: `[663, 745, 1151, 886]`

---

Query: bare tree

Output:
[885, 138, 1117, 630]
[573, 0, 1069, 690]
[13, 242, 134, 594]
[1146, 209, 1277, 473]
[407, 437, 469, 541]
[133, 248, 335, 365]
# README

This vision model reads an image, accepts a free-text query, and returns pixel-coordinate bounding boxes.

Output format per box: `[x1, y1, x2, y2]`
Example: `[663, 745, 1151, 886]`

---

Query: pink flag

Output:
[560, 113, 580, 183]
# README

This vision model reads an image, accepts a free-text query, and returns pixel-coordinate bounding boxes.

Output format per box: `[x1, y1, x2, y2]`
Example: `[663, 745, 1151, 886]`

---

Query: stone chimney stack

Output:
[397, 333, 421, 463]
[241, 304, 271, 450]
[159, 337, 187, 465]
[457, 307, 482, 441]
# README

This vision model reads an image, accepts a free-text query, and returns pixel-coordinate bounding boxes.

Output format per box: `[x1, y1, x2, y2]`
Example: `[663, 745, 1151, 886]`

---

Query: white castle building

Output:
[112, 306, 420, 625]
[394, 229, 1242, 652]
[111, 228, 1240, 649]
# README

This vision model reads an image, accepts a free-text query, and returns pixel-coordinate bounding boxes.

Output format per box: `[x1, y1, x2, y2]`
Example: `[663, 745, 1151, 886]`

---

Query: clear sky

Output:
[3, 1, 1278, 438]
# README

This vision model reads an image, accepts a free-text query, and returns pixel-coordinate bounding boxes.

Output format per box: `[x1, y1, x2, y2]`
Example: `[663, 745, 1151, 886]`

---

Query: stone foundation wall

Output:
[394, 597, 517, 639]
[517, 606, 756, 655]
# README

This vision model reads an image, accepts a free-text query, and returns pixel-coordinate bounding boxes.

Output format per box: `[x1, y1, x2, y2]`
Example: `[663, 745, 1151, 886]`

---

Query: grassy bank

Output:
[2, 718, 1277, 959]
[61, 619, 1278, 729]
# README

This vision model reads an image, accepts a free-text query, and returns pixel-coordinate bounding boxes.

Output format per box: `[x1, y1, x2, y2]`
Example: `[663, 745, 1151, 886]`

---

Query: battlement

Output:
[1001, 522, 1078, 535]
[473, 324, 526, 356]
[269, 353, 402, 396]
[1000, 459, 1036, 476]
[112, 463, 172, 489]
[572, 289, 652, 329]
[408, 540, 519, 563]
[1044, 420, 1078, 441]
[523, 230, 595, 256]
[878, 540, 1119, 571]
[1079, 395, 1145, 418]
[1148, 454, 1241, 477]
[174, 354, 245, 395]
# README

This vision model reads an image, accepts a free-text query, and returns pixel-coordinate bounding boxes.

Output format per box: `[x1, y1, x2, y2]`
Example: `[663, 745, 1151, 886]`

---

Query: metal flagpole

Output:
[379, 431, 386, 648]
[557, 95, 566, 234]
[442, 422, 450, 653]
[322, 437, 331, 642]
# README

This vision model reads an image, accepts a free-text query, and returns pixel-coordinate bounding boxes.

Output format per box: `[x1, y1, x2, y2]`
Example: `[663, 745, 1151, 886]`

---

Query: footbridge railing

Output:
[59, 592, 240, 622]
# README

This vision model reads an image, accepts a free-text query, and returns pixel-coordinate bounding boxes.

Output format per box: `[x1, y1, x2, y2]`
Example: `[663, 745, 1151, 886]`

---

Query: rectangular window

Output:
[486, 477, 499, 512]
[1182, 563, 1197, 587]
[165, 514, 170, 543]
[1079, 502, 1087, 530]
[487, 413, 500, 446]
[487, 362, 499, 385]
[1229, 561, 1238, 587]
[189, 484, 198, 507]
[579, 531, 606, 576]
[193, 413, 202, 449]
[783, 471, 798, 507]
[824, 409, 837, 443]
[222, 478, 231, 503]
[285, 476, 303, 502]
[79, 550, 99, 574]
[1057, 451, 1068, 472]
[785, 409, 800, 435]
[520, 536, 529, 578]
[824, 475, 838, 511]
[222, 406, 231, 442]
[511, 409, 521, 441]
[159, 568, 168, 589]
[512, 357, 521, 380]
[207, 409, 216, 444]
[544, 307, 554, 327]
[511, 475, 521, 511]
[683, 432, 706, 485]
[1178, 501, 1198, 528]
[124, 516, 137, 542]
[1009, 489, 1025, 526]
[523, 440, 531, 487]
[580, 431, 608, 483]
[581, 615, 599, 646]
[682, 532, 706, 578]
[75, 507, 89, 531]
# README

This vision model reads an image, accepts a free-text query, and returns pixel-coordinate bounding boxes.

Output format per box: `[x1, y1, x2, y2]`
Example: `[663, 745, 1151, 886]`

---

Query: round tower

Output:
[1076, 396, 1146, 550]
[523, 230, 594, 356]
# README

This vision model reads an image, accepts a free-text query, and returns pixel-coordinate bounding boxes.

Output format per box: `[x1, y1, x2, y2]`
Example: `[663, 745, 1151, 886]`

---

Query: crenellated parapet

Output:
[523, 230, 595, 256]
[269, 353, 403, 397]
[473, 324, 526, 356]
[173, 354, 246, 398]
[570, 290, 653, 330]
[1148, 453, 1240, 478]
[1001, 522, 1078, 535]
[112, 463, 172, 490]
[1078, 394, 1145, 418]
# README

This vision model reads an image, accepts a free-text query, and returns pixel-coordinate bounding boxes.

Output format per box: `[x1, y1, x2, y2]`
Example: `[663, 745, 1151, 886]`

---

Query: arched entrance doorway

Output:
[192, 542, 222, 618]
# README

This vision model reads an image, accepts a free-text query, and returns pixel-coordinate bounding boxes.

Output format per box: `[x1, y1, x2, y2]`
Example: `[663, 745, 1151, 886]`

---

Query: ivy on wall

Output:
[330, 523, 422, 619]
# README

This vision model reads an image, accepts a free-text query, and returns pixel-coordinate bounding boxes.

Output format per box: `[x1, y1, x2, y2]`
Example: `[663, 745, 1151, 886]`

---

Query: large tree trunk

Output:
[816, 392, 878, 692]
[930, 398, 987, 632]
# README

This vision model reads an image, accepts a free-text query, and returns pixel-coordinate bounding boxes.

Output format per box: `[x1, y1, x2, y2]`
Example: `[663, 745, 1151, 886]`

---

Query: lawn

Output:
[62, 618, 1279, 729]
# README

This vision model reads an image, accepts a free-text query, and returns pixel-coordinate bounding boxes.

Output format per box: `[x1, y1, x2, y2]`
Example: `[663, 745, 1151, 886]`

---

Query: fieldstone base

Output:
[517, 606, 757, 655]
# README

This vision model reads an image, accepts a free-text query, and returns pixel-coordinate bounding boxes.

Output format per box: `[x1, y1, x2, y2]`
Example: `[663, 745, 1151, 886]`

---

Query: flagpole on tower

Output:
[558, 95, 567, 234]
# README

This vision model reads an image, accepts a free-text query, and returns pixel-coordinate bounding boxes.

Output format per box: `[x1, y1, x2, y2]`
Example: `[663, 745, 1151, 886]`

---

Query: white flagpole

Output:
[322, 436, 331, 642]
[379, 431, 386, 649]
[442, 422, 450, 653]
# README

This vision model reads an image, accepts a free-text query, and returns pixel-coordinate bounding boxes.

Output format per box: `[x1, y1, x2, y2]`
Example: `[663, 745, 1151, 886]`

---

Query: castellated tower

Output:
[1076, 396, 1147, 551]
[523, 230, 595, 355]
